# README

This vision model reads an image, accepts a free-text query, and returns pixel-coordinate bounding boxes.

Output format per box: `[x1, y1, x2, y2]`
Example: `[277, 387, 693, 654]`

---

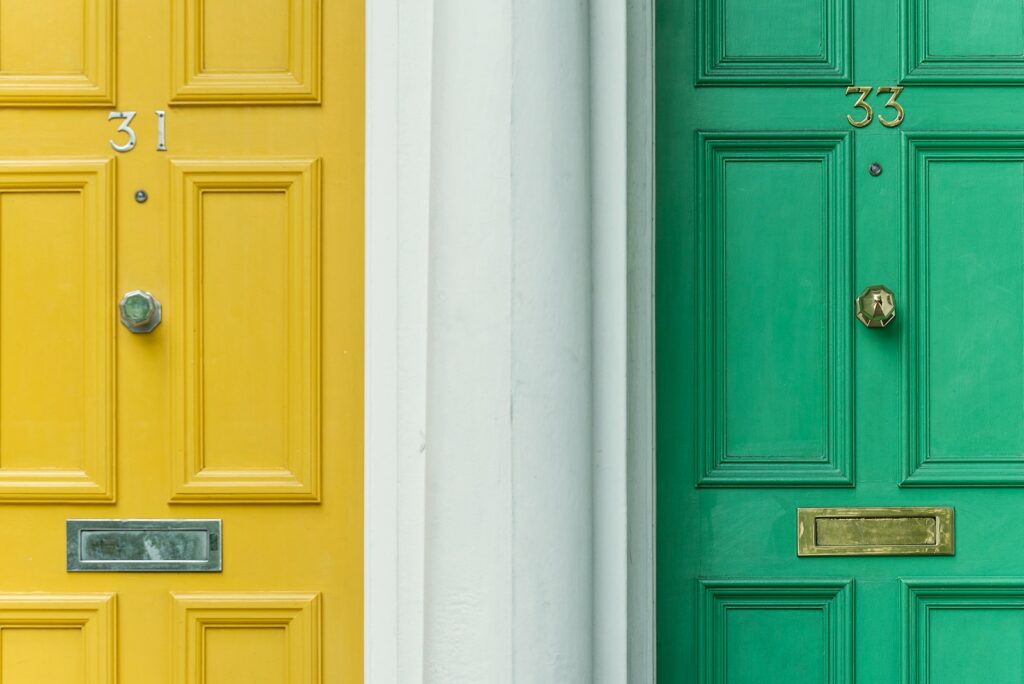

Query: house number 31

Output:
[845, 86, 905, 128]
[108, 111, 168, 152]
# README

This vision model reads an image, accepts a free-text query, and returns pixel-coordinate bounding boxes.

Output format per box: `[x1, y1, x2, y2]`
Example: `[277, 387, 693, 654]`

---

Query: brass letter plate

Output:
[67, 519, 221, 572]
[797, 507, 953, 557]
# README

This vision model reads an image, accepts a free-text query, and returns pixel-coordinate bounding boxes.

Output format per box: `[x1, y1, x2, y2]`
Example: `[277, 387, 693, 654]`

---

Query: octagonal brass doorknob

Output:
[119, 290, 162, 333]
[855, 285, 895, 328]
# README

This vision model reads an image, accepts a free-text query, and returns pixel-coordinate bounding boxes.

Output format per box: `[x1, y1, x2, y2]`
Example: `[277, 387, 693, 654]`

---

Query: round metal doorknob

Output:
[119, 290, 162, 333]
[855, 285, 895, 328]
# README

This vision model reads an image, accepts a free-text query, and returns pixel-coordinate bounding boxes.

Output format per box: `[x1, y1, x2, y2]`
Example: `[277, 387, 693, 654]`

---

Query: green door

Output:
[657, 0, 1024, 681]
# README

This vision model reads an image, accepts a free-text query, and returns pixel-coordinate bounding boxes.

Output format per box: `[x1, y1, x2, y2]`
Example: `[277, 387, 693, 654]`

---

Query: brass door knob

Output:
[855, 285, 895, 328]
[119, 290, 162, 333]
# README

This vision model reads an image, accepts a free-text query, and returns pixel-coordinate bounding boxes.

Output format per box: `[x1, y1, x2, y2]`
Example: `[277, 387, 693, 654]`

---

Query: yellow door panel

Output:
[0, 0, 114, 105]
[0, 0, 363, 679]
[172, 593, 319, 684]
[0, 161, 114, 500]
[171, 0, 321, 103]
[0, 594, 115, 684]
[170, 160, 320, 501]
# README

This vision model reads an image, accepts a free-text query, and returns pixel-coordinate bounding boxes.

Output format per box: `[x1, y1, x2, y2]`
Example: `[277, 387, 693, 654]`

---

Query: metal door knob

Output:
[855, 285, 895, 328]
[119, 290, 162, 333]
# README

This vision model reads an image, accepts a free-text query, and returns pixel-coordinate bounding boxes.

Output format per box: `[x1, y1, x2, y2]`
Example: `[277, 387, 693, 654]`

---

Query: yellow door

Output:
[0, 0, 363, 681]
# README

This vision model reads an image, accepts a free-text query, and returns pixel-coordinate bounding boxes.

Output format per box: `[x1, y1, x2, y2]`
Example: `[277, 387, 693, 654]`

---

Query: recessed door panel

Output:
[171, 0, 321, 103]
[904, 581, 1024, 684]
[698, 134, 852, 486]
[698, 0, 850, 83]
[0, 162, 113, 500]
[172, 593, 320, 684]
[701, 580, 853, 684]
[170, 161, 320, 502]
[904, 137, 1024, 484]
[0, 0, 114, 104]
[0, 594, 114, 684]
[903, 0, 1024, 82]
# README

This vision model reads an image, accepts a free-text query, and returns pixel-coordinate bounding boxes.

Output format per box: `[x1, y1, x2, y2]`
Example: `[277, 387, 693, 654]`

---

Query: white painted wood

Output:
[591, 0, 657, 680]
[424, 0, 593, 681]
[626, 1, 657, 681]
[365, 0, 432, 680]
[591, 0, 628, 681]
[423, 2, 513, 680]
[395, 2, 433, 681]
[510, 2, 594, 680]
[364, 0, 399, 678]
[366, 0, 656, 679]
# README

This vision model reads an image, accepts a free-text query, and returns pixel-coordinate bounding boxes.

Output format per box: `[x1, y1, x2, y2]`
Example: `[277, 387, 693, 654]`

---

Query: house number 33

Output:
[845, 86, 905, 128]
[108, 111, 168, 152]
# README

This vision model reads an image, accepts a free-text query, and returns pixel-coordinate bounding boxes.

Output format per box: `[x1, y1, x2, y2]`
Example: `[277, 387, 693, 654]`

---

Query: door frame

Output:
[363, 0, 657, 679]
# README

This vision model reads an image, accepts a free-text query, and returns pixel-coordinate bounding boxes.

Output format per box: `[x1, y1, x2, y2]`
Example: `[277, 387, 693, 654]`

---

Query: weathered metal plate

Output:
[797, 507, 954, 557]
[67, 519, 221, 572]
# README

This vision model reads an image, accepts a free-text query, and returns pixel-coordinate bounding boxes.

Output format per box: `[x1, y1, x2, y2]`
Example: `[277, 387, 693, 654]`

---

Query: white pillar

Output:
[424, 0, 593, 681]
[591, 0, 628, 680]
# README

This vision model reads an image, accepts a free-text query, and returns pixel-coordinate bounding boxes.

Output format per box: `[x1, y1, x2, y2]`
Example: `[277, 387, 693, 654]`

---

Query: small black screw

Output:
[869, 163, 883, 177]
[135, 190, 148, 203]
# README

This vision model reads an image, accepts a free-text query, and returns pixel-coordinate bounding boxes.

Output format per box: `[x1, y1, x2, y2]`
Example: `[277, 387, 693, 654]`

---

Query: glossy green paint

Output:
[657, 0, 1024, 680]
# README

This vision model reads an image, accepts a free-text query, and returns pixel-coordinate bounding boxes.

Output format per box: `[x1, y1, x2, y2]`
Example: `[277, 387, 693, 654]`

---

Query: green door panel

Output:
[657, 0, 1024, 680]
[905, 0, 1024, 82]
[697, 133, 852, 486]
[905, 581, 1024, 683]
[698, 0, 850, 83]
[701, 580, 853, 684]
[905, 139, 1024, 484]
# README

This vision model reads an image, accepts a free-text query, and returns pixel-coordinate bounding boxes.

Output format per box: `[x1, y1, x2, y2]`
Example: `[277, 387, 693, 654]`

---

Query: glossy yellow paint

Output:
[0, 0, 363, 681]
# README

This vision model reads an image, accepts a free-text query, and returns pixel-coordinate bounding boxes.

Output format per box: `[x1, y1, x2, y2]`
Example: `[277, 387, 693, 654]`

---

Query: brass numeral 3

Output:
[877, 86, 905, 128]
[845, 86, 873, 128]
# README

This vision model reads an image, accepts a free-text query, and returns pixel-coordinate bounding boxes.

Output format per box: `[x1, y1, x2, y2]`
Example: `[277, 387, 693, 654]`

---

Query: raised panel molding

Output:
[0, 160, 114, 501]
[0, 593, 115, 684]
[902, 580, 1024, 683]
[903, 134, 1024, 485]
[697, 0, 851, 85]
[171, 0, 321, 104]
[700, 579, 853, 684]
[0, 0, 114, 105]
[697, 133, 853, 487]
[170, 160, 321, 502]
[172, 593, 320, 684]
[902, 0, 1024, 83]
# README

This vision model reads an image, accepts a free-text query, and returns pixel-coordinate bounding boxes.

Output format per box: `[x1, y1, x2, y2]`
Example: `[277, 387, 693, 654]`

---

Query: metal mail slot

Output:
[797, 507, 954, 557]
[67, 519, 221, 572]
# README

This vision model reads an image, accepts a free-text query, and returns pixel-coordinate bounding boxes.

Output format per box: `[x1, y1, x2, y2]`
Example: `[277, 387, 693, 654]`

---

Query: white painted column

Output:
[591, 0, 628, 680]
[365, 0, 432, 680]
[424, 0, 593, 681]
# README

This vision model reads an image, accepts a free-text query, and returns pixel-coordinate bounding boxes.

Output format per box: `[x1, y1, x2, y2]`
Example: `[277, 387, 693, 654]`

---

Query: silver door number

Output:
[108, 111, 137, 152]
[156, 110, 167, 151]
[108, 111, 168, 153]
